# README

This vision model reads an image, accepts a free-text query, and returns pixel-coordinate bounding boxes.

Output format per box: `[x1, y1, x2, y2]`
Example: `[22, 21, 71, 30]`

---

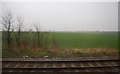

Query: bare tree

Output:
[2, 11, 14, 47]
[15, 16, 24, 48]
[33, 23, 50, 49]
[33, 22, 42, 48]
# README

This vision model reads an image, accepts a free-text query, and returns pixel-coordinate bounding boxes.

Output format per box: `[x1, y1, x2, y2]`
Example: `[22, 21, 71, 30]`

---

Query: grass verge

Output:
[2, 48, 118, 58]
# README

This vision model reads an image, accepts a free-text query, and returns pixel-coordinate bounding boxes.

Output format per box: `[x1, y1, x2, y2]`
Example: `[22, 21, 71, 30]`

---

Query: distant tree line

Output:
[2, 11, 58, 50]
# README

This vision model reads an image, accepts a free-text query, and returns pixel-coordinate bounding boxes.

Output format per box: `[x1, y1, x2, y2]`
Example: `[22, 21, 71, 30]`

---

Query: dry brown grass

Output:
[50, 48, 118, 57]
[56, 48, 118, 53]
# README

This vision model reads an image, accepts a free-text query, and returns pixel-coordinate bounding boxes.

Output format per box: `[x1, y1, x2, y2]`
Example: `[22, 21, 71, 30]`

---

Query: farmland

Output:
[2, 31, 118, 58]
[52, 32, 118, 49]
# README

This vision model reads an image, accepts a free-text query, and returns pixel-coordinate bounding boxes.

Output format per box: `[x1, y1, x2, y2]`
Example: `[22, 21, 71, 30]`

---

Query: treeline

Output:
[2, 11, 58, 50]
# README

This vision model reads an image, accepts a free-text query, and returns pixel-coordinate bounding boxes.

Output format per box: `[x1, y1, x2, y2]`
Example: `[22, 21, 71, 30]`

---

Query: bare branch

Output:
[33, 22, 41, 32]
[2, 10, 14, 47]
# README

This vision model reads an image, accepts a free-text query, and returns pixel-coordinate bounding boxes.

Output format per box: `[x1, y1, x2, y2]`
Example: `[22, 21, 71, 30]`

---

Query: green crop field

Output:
[52, 32, 118, 49]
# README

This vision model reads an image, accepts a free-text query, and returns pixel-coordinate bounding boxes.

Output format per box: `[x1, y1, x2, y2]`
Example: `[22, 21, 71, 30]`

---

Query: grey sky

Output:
[2, 2, 118, 31]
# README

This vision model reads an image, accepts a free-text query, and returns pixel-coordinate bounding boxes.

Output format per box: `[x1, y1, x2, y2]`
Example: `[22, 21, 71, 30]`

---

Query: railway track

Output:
[2, 57, 119, 72]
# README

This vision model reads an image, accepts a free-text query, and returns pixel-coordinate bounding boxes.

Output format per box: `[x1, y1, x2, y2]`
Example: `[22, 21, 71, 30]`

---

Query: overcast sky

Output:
[1, 1, 118, 31]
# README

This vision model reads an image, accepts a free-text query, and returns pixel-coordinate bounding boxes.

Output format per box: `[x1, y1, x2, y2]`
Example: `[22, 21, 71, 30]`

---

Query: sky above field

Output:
[1, 0, 119, 31]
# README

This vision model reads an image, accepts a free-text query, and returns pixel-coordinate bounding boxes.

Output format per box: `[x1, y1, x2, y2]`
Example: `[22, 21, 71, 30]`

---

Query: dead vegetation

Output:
[50, 48, 118, 57]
